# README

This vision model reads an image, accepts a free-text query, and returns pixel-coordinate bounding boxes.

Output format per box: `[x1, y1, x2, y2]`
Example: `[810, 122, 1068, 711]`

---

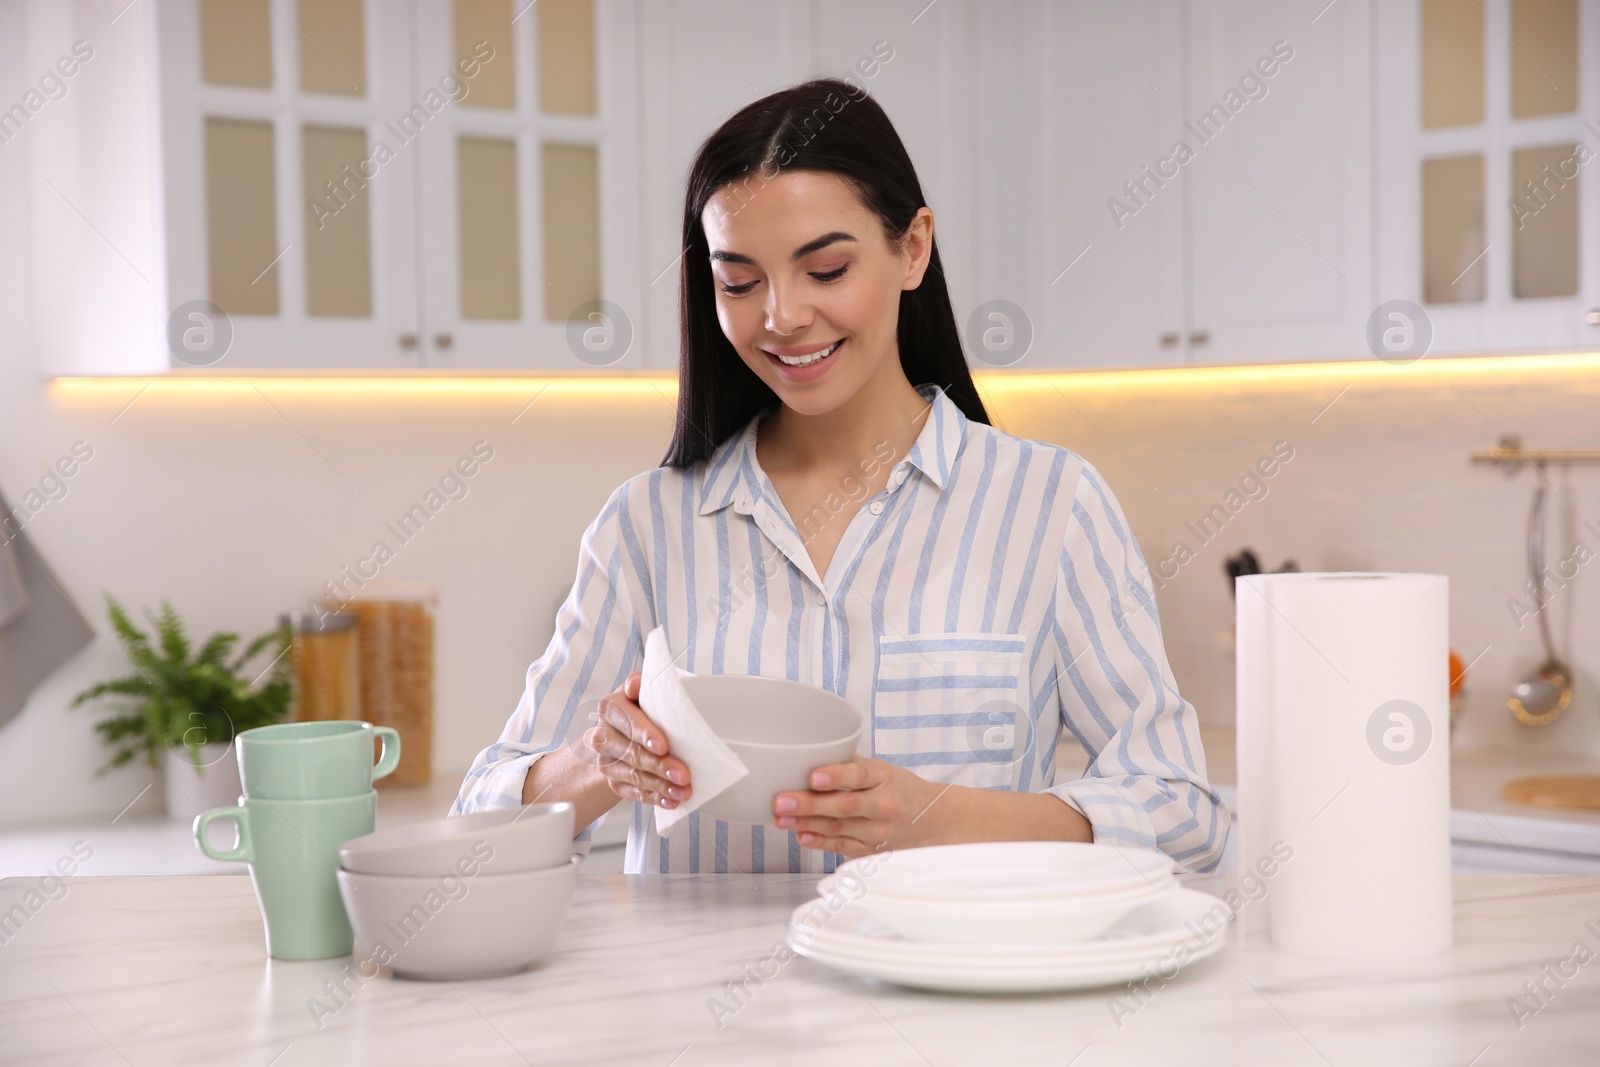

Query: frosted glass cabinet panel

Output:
[456, 135, 523, 322]
[204, 118, 280, 316]
[1420, 0, 1484, 128]
[198, 0, 271, 88]
[1509, 0, 1578, 118]
[538, 0, 598, 115]
[301, 125, 375, 318]
[296, 0, 368, 96]
[1421, 153, 1486, 304]
[1510, 143, 1580, 299]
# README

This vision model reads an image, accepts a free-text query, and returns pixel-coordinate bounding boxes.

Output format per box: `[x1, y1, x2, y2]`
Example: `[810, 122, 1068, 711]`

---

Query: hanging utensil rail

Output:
[1471, 434, 1600, 468]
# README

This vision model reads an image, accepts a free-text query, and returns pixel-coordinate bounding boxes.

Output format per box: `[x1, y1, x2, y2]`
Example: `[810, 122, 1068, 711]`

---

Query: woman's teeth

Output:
[772, 339, 842, 366]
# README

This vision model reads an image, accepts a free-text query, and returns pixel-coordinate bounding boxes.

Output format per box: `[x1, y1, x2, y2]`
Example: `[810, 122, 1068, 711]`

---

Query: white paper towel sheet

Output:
[1235, 573, 1452, 961]
[639, 626, 749, 836]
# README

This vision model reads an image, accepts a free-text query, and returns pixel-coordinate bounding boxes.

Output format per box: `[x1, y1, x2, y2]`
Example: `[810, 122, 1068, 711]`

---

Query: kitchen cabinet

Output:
[1375, 0, 1600, 355]
[1184, 0, 1375, 365]
[962, 0, 1189, 368]
[30, 0, 1595, 375]
[31, 0, 645, 373]
[819, 0, 1371, 369]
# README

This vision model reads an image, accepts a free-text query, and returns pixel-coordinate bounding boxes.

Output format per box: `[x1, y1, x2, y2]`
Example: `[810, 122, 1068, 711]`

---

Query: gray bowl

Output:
[681, 674, 865, 826]
[338, 802, 575, 877]
[338, 857, 579, 980]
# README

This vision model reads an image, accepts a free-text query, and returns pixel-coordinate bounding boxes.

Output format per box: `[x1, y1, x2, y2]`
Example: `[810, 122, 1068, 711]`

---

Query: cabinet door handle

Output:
[1586, 309, 1600, 326]
[398, 333, 419, 350]
[1188, 330, 1210, 345]
[434, 332, 455, 350]
[1158, 331, 1180, 346]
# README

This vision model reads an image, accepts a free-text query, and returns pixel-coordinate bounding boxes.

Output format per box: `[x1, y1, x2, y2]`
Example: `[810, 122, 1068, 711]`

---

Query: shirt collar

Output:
[697, 383, 967, 516]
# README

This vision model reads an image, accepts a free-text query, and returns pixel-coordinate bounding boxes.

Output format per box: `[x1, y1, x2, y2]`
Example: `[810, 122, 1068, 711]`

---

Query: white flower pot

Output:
[164, 743, 242, 822]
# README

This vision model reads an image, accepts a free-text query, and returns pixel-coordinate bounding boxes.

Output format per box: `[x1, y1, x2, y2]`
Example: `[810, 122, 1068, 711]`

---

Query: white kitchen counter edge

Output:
[1210, 782, 1600, 858]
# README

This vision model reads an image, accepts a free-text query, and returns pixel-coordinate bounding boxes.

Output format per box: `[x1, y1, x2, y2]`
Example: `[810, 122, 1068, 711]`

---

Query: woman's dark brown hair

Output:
[661, 77, 991, 468]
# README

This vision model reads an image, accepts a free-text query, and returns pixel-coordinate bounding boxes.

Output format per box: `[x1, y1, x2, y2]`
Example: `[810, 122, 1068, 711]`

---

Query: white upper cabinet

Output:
[25, 0, 1594, 373]
[32, 0, 642, 372]
[964, 0, 1189, 368]
[1376, 0, 1600, 354]
[155, 0, 422, 368]
[1184, 0, 1374, 364]
[410, 0, 643, 369]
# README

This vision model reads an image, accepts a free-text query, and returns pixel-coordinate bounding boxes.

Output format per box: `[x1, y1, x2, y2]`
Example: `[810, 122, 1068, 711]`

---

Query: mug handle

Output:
[193, 806, 252, 863]
[371, 727, 402, 782]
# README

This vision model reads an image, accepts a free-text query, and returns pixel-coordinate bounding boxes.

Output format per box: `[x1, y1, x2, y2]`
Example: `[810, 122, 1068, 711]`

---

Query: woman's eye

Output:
[720, 280, 758, 296]
[811, 266, 848, 283]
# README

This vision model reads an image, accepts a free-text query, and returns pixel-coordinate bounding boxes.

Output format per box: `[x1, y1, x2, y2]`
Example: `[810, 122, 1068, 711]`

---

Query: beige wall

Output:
[6, 353, 1599, 828]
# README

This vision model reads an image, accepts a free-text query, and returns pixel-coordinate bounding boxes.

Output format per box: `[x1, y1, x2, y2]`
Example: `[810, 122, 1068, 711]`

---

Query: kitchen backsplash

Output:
[5, 362, 1597, 819]
[991, 370, 1600, 759]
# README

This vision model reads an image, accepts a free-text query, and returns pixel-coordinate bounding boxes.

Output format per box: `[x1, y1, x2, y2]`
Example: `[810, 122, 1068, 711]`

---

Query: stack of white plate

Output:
[785, 842, 1228, 993]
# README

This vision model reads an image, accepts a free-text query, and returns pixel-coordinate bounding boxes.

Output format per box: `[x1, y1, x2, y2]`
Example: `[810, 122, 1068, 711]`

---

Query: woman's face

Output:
[701, 169, 932, 418]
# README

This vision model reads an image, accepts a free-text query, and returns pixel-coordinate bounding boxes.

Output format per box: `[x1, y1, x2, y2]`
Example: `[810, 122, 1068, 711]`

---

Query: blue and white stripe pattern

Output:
[454, 384, 1229, 874]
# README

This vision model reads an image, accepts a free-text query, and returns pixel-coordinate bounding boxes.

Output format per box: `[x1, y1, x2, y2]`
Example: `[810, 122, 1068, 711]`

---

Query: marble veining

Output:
[1, 872, 1597, 1065]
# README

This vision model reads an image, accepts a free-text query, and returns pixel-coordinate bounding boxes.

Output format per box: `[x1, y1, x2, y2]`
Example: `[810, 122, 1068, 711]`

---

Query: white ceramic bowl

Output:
[336, 857, 580, 981]
[680, 674, 864, 827]
[854, 880, 1168, 944]
[837, 841, 1175, 902]
[832, 842, 1176, 944]
[338, 802, 576, 877]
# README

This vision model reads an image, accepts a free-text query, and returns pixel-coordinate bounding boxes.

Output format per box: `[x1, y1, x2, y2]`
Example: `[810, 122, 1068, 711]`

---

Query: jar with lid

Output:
[285, 609, 361, 722]
[348, 587, 435, 787]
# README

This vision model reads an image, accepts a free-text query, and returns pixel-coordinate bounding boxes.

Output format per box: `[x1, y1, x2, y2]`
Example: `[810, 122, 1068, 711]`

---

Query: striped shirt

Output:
[454, 384, 1228, 874]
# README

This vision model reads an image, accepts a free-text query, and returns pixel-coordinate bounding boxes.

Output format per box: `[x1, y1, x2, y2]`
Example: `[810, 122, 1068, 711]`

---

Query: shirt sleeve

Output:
[451, 481, 650, 846]
[1044, 461, 1230, 873]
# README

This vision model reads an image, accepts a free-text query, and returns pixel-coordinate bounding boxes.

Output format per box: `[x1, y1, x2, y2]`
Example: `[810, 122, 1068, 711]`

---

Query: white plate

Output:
[786, 887, 1230, 991]
[802, 883, 1221, 961]
[819, 873, 1172, 911]
[835, 841, 1175, 902]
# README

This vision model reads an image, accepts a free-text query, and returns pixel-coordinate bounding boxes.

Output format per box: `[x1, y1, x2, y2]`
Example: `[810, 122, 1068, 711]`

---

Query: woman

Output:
[455, 78, 1227, 875]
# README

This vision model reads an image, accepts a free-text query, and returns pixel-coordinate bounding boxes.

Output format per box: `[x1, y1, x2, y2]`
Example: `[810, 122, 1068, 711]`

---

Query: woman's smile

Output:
[763, 337, 845, 379]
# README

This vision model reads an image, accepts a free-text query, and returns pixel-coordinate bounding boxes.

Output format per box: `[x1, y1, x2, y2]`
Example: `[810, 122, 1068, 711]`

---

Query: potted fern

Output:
[72, 597, 293, 821]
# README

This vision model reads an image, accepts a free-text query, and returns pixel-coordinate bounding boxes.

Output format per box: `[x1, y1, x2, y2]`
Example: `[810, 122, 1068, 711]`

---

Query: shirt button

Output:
[869, 500, 885, 515]
[816, 593, 825, 606]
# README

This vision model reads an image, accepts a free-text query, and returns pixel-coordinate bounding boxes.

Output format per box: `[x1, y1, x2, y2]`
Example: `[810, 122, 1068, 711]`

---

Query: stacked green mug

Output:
[193, 721, 401, 959]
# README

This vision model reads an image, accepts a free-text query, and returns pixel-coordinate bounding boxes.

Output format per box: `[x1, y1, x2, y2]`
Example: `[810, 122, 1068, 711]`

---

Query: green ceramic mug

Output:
[237, 721, 400, 799]
[194, 791, 376, 959]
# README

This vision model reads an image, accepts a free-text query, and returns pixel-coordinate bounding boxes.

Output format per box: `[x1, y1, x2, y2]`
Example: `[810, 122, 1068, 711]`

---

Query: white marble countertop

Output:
[1, 871, 1596, 1065]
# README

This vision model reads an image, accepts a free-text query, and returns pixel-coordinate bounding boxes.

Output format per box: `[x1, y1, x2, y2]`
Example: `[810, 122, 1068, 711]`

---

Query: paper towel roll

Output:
[1235, 573, 1452, 960]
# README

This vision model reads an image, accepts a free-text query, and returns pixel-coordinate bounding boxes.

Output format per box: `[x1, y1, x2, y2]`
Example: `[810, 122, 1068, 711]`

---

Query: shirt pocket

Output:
[872, 632, 1029, 790]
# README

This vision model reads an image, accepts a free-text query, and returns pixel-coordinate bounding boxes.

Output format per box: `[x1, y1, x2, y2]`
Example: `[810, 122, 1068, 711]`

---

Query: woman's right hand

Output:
[578, 671, 692, 809]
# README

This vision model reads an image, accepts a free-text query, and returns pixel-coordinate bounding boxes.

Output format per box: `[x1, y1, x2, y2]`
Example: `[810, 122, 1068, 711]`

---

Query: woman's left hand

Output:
[771, 758, 949, 857]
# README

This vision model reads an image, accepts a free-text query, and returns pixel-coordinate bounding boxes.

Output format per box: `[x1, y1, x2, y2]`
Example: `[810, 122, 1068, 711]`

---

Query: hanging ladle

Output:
[1509, 470, 1575, 726]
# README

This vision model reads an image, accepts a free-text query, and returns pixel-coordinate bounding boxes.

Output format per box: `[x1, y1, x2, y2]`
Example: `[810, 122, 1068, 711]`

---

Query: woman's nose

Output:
[763, 282, 812, 336]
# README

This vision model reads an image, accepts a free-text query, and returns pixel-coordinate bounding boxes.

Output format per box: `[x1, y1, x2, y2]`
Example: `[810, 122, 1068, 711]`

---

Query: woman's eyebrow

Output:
[709, 231, 857, 265]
